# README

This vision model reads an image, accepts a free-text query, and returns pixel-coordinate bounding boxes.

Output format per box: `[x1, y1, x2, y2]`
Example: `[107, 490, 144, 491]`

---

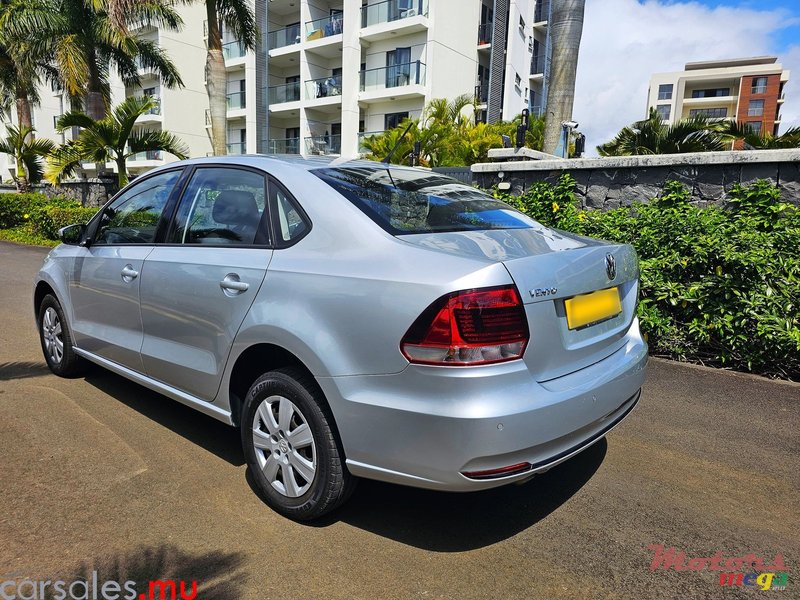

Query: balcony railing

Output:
[531, 54, 546, 75]
[223, 40, 246, 60]
[475, 83, 488, 104]
[268, 81, 301, 104]
[305, 14, 343, 41]
[130, 150, 162, 161]
[226, 141, 246, 154]
[267, 24, 302, 50]
[477, 22, 493, 45]
[529, 104, 544, 118]
[306, 76, 342, 100]
[358, 130, 384, 152]
[751, 85, 767, 95]
[141, 96, 161, 115]
[360, 61, 426, 92]
[267, 137, 301, 154]
[534, 0, 550, 22]
[305, 134, 341, 155]
[226, 90, 246, 110]
[361, 0, 428, 28]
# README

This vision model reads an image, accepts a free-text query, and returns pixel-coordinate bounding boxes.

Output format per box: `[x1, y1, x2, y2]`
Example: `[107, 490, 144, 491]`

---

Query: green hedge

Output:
[497, 176, 800, 380]
[28, 205, 98, 239]
[0, 193, 96, 243]
[0, 193, 82, 229]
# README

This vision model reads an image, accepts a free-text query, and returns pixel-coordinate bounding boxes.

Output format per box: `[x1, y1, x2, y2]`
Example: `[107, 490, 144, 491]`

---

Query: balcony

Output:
[223, 40, 246, 61]
[306, 76, 342, 101]
[267, 137, 301, 154]
[267, 81, 301, 106]
[137, 96, 162, 122]
[475, 83, 488, 104]
[305, 134, 341, 155]
[129, 150, 162, 162]
[133, 57, 159, 78]
[359, 61, 426, 102]
[360, 0, 429, 41]
[226, 90, 246, 110]
[305, 14, 343, 43]
[478, 22, 492, 46]
[268, 24, 302, 51]
[530, 54, 546, 76]
[534, 0, 550, 23]
[226, 141, 246, 155]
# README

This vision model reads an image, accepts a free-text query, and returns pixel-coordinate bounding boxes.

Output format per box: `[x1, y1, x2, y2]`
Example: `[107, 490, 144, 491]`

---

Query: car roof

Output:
[154, 154, 427, 175]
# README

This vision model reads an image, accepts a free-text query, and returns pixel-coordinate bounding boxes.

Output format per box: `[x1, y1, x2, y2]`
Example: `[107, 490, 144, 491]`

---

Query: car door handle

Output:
[220, 274, 249, 295]
[121, 265, 139, 282]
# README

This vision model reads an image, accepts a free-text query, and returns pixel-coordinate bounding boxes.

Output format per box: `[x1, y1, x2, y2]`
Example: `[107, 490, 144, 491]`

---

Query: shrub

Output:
[495, 175, 800, 380]
[0, 193, 80, 229]
[28, 205, 98, 239]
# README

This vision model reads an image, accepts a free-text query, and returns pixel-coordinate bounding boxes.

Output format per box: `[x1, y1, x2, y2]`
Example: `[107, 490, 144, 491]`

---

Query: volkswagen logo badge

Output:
[605, 253, 617, 280]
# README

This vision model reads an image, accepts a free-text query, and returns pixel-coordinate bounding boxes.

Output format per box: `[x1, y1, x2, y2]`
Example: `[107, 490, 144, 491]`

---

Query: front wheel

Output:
[241, 367, 356, 521]
[38, 294, 83, 377]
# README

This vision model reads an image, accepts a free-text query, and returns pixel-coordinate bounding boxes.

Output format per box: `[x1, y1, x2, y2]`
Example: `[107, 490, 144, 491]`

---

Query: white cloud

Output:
[573, 0, 800, 154]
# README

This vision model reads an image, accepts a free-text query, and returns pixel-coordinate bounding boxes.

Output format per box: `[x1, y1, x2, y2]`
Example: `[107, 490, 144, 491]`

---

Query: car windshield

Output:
[312, 165, 537, 235]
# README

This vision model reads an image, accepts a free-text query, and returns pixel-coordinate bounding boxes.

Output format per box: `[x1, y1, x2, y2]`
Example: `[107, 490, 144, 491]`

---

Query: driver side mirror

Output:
[58, 223, 87, 246]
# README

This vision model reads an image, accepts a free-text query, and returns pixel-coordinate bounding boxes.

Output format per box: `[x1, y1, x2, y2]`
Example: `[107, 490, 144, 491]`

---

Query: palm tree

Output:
[597, 108, 727, 156]
[542, 0, 585, 155]
[1, 0, 183, 122]
[202, 0, 258, 155]
[0, 124, 55, 191]
[47, 95, 188, 187]
[719, 122, 800, 149]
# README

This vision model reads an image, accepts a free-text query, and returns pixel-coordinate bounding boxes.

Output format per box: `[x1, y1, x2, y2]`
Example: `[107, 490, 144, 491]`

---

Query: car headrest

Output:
[212, 190, 259, 228]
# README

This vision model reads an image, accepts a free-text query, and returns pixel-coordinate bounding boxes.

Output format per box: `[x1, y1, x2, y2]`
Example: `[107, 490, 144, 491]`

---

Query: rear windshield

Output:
[312, 165, 536, 235]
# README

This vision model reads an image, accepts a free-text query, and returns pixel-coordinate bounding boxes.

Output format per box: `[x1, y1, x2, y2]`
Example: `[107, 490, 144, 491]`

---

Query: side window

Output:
[94, 170, 182, 245]
[269, 179, 309, 247]
[170, 167, 267, 246]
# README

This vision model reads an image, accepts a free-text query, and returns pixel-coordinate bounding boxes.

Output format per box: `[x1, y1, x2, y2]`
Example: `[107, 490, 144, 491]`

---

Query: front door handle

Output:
[121, 264, 139, 282]
[220, 273, 249, 296]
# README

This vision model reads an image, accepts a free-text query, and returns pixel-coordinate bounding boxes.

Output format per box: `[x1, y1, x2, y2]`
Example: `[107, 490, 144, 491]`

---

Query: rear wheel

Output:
[38, 294, 83, 377]
[241, 367, 356, 521]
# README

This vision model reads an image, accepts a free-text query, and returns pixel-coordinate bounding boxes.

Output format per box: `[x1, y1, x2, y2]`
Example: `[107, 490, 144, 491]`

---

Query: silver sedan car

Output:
[34, 156, 647, 520]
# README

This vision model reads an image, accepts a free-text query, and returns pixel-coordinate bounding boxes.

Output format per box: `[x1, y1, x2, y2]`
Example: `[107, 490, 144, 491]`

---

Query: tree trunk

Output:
[86, 47, 108, 175]
[15, 88, 33, 140]
[14, 154, 29, 193]
[116, 155, 128, 188]
[542, 0, 585, 155]
[206, 0, 228, 156]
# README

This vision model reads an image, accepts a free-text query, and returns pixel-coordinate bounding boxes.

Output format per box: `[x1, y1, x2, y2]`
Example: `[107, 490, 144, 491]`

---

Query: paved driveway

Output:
[0, 241, 797, 599]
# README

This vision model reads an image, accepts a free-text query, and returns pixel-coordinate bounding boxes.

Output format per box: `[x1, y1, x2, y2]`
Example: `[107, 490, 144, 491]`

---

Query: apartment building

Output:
[647, 56, 790, 137]
[0, 0, 551, 181]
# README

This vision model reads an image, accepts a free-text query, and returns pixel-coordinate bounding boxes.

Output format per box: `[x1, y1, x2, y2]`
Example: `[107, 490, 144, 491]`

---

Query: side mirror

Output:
[58, 223, 87, 246]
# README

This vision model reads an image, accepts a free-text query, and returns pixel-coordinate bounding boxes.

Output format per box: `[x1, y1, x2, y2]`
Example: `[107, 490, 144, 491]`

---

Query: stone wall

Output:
[471, 149, 800, 209]
[0, 177, 118, 207]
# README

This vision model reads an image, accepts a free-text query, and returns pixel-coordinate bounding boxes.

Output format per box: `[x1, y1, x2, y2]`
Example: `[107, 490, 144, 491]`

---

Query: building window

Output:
[748, 99, 764, 117]
[385, 111, 409, 130]
[655, 104, 671, 121]
[688, 107, 727, 118]
[519, 16, 525, 30]
[752, 77, 768, 94]
[514, 72, 521, 87]
[657, 84, 673, 101]
[746, 121, 762, 135]
[691, 88, 730, 98]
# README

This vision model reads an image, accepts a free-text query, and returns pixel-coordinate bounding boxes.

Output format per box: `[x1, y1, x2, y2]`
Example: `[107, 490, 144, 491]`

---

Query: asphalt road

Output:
[0, 240, 798, 600]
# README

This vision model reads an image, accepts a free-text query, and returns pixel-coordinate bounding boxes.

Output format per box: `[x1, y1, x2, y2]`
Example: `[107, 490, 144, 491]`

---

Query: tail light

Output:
[400, 285, 529, 366]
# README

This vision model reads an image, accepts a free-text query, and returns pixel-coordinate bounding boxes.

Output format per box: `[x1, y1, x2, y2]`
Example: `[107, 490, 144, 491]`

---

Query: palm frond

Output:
[127, 129, 188, 159]
[217, 0, 259, 51]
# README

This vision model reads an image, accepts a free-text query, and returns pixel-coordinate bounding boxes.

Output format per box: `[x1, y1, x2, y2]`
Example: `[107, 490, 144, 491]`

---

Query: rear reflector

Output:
[400, 285, 529, 366]
[462, 462, 532, 480]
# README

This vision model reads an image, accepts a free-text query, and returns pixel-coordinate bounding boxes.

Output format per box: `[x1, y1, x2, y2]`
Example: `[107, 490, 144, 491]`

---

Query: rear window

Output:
[312, 165, 536, 235]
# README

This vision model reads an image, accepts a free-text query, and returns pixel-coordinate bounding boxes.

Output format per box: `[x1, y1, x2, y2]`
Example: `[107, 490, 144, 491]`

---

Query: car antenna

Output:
[382, 120, 416, 164]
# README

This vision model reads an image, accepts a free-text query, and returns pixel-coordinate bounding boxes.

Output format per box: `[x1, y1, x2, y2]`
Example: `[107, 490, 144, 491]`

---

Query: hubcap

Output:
[42, 307, 64, 365]
[252, 395, 317, 498]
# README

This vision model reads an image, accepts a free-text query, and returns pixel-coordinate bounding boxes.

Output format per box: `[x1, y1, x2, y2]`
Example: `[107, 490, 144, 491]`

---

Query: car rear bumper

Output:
[316, 319, 648, 491]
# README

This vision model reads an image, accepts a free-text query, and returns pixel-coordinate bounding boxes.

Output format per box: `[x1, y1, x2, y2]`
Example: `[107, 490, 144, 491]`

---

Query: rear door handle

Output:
[121, 265, 139, 282]
[220, 273, 249, 295]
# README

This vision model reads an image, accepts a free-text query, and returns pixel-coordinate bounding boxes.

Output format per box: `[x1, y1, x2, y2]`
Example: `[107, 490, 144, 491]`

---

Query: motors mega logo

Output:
[648, 544, 790, 591]
[0, 571, 197, 600]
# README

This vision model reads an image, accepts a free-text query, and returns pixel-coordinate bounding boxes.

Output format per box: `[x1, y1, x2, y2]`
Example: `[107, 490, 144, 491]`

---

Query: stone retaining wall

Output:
[0, 178, 118, 207]
[471, 149, 800, 209]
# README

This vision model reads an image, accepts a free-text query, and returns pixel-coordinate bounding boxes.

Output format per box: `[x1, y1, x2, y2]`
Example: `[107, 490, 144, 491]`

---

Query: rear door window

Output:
[312, 165, 536, 235]
[169, 167, 269, 246]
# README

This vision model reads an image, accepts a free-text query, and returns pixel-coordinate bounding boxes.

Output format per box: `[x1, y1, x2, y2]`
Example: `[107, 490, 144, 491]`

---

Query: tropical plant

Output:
[542, 0, 585, 155]
[201, 0, 258, 155]
[47, 95, 188, 187]
[719, 121, 800, 149]
[0, 125, 55, 191]
[597, 108, 729, 156]
[0, 0, 183, 122]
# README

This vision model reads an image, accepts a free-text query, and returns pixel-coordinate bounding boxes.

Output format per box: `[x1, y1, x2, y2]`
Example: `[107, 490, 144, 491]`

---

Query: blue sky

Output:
[576, 0, 800, 152]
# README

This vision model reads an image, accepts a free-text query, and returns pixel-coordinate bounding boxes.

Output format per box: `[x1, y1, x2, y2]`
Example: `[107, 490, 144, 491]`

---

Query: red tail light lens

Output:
[401, 285, 529, 366]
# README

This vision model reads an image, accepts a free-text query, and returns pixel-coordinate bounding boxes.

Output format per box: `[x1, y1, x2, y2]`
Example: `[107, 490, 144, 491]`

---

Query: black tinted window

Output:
[94, 170, 181, 245]
[312, 166, 535, 235]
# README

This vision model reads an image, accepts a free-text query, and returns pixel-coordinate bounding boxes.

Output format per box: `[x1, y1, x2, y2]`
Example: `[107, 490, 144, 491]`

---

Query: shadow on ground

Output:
[34, 544, 246, 599]
[251, 438, 606, 552]
[0, 361, 52, 381]
[83, 367, 244, 466]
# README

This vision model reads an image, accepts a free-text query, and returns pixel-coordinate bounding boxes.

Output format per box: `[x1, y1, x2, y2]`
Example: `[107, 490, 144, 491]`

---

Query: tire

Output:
[38, 294, 84, 377]
[241, 367, 356, 521]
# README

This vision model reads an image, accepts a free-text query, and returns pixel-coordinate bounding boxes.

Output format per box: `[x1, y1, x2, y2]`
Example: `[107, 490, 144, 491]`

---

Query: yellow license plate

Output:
[564, 287, 622, 330]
